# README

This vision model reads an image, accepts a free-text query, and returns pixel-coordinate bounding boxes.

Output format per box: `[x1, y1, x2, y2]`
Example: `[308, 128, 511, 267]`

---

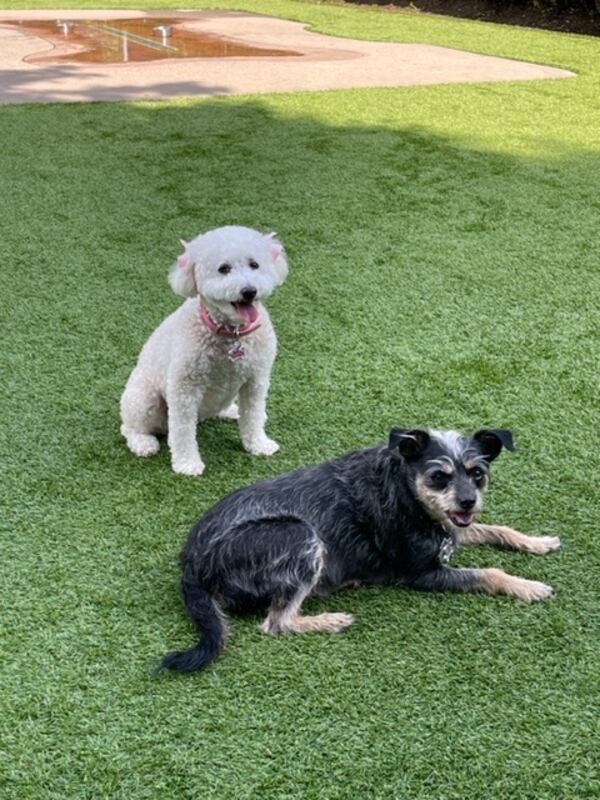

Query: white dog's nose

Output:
[241, 287, 257, 302]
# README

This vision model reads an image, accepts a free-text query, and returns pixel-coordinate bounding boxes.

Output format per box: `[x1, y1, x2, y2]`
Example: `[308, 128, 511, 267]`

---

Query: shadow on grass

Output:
[2, 94, 598, 492]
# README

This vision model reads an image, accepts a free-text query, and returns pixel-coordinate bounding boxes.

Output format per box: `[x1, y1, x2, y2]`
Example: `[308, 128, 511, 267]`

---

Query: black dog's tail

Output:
[162, 568, 227, 672]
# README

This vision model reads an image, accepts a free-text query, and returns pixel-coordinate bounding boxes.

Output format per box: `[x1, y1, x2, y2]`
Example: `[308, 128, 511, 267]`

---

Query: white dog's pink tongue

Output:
[233, 302, 258, 324]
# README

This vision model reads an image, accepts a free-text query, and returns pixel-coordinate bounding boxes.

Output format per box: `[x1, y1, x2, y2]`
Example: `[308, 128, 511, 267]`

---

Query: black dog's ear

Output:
[473, 429, 515, 462]
[388, 428, 430, 462]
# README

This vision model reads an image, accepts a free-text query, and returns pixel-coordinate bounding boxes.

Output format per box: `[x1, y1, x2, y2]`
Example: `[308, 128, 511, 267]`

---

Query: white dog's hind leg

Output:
[167, 387, 205, 476]
[238, 377, 279, 456]
[121, 428, 160, 457]
[120, 372, 165, 457]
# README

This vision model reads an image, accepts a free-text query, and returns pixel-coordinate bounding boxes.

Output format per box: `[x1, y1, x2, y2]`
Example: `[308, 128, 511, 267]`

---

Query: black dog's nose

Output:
[459, 498, 476, 511]
[241, 287, 257, 302]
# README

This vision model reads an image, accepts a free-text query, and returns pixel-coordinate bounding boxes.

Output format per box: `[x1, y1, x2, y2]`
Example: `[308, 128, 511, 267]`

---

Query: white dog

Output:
[120, 226, 288, 476]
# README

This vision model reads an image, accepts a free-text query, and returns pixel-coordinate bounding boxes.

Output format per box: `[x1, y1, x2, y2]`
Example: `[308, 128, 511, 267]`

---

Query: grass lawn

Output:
[1, 1, 599, 798]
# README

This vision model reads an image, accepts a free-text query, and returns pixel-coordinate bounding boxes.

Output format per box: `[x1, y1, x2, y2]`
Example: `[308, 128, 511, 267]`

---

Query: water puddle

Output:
[6, 18, 302, 64]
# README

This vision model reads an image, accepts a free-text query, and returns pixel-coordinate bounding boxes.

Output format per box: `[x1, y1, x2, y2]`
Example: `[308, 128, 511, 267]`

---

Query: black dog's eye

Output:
[218, 263, 231, 275]
[248, 259, 259, 270]
[430, 470, 451, 488]
[470, 467, 486, 484]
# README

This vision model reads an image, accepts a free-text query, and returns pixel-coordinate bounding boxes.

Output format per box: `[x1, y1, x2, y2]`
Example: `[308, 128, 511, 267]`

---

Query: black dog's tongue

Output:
[232, 302, 259, 324]
[450, 511, 474, 527]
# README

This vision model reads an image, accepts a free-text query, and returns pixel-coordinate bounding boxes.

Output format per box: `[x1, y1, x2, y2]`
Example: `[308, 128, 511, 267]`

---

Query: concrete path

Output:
[0, 9, 575, 104]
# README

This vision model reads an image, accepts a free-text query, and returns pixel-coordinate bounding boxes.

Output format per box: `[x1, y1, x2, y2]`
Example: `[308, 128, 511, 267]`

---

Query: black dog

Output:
[163, 427, 560, 671]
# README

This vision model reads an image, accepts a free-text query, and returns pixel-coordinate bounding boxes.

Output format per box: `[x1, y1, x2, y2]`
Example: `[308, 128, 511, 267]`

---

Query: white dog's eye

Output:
[248, 259, 259, 270]
[218, 263, 232, 274]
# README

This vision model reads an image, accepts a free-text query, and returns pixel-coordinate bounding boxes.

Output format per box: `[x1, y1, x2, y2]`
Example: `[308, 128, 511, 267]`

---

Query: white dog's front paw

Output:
[244, 436, 280, 456]
[171, 457, 206, 477]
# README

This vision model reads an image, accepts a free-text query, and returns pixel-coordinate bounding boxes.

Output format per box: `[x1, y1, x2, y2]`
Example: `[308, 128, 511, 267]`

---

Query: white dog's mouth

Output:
[231, 301, 259, 325]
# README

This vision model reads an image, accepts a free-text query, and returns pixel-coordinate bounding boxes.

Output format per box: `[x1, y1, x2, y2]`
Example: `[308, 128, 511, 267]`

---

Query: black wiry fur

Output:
[162, 427, 557, 671]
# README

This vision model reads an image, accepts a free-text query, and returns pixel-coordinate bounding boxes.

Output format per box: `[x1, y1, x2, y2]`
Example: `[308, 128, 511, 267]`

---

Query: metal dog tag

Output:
[228, 341, 246, 361]
[439, 536, 455, 565]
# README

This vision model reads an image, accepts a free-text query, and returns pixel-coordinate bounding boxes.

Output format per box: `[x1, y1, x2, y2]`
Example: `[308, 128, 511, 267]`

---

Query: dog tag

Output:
[439, 536, 455, 565]
[228, 341, 246, 361]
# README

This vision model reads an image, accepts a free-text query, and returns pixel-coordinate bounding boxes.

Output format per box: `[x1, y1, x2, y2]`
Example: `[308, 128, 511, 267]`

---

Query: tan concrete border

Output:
[0, 9, 575, 104]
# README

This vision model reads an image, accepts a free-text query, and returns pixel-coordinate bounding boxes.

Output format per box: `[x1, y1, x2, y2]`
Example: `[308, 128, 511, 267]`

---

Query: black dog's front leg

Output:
[456, 524, 561, 555]
[407, 566, 554, 602]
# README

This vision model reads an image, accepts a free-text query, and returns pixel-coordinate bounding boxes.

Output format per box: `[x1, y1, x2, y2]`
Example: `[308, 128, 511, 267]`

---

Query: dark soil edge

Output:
[345, 0, 600, 36]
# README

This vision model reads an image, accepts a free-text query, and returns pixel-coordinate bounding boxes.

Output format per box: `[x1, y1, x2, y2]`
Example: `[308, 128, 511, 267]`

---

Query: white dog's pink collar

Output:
[199, 304, 262, 338]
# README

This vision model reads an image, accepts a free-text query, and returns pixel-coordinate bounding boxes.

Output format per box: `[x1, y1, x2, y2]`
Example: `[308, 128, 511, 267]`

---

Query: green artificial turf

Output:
[1, 2, 599, 798]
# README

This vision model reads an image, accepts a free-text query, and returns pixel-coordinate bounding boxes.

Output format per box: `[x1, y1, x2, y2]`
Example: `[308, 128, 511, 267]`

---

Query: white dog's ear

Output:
[168, 239, 197, 297]
[265, 232, 288, 286]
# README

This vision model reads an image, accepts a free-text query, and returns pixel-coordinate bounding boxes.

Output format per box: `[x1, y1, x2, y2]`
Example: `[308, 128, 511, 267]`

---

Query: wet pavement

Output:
[0, 9, 575, 105]
[7, 16, 300, 64]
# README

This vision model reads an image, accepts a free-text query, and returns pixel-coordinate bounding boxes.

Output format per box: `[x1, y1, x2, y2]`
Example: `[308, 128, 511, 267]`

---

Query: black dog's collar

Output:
[438, 536, 455, 564]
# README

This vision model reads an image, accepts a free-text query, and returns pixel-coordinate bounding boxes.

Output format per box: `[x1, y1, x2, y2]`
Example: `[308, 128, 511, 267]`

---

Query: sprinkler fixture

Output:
[55, 20, 73, 36]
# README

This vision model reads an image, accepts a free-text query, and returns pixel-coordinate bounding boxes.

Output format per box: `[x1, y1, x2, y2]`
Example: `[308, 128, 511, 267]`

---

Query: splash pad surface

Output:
[0, 10, 575, 104]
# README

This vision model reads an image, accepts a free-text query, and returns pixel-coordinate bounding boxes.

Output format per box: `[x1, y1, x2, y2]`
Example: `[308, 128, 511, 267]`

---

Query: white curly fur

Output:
[120, 226, 288, 476]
